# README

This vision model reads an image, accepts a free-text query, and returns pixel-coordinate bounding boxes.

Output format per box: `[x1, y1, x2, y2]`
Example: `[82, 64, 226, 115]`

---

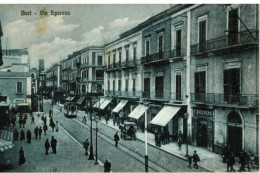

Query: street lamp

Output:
[184, 113, 189, 157]
[51, 91, 54, 117]
[144, 102, 149, 172]
[88, 97, 94, 160]
[94, 115, 99, 165]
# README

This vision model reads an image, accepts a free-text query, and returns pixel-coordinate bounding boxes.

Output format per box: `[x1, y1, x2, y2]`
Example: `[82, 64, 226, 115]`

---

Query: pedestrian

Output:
[38, 126, 43, 139]
[188, 156, 192, 169]
[104, 158, 111, 172]
[26, 130, 32, 144]
[13, 128, 19, 141]
[105, 115, 109, 124]
[177, 135, 183, 151]
[82, 115, 87, 125]
[20, 129, 25, 140]
[19, 117, 23, 128]
[55, 121, 59, 132]
[161, 131, 165, 145]
[245, 151, 251, 172]
[12, 115, 16, 128]
[19, 147, 26, 165]
[83, 138, 90, 156]
[45, 138, 50, 155]
[157, 132, 161, 147]
[43, 124, 48, 135]
[165, 130, 170, 144]
[113, 117, 116, 126]
[51, 136, 57, 154]
[49, 109, 52, 118]
[222, 145, 230, 163]
[114, 132, 120, 147]
[43, 116, 47, 125]
[34, 127, 39, 139]
[192, 150, 200, 169]
[31, 115, 35, 124]
[239, 150, 247, 172]
[22, 116, 26, 128]
[227, 152, 235, 172]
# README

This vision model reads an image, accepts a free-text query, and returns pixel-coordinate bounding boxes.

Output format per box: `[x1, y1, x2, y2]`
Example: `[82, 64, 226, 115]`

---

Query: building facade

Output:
[103, 4, 259, 155]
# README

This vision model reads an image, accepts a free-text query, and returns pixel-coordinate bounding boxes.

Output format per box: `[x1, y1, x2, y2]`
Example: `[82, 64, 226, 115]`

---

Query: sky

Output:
[0, 4, 170, 69]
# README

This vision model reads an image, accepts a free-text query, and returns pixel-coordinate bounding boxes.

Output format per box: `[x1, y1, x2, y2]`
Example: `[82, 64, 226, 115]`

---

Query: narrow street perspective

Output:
[0, 3, 259, 173]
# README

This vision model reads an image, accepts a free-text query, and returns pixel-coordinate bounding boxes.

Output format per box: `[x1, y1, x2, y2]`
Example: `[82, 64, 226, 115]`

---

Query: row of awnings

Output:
[93, 98, 182, 127]
[93, 97, 113, 110]
[129, 104, 182, 127]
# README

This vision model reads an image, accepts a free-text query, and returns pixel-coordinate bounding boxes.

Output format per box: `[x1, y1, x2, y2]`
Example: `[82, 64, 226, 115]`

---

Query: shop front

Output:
[192, 107, 214, 151]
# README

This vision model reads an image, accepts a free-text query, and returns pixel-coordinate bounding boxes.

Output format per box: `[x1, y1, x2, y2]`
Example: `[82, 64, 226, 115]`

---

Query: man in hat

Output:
[114, 132, 120, 147]
[104, 157, 111, 172]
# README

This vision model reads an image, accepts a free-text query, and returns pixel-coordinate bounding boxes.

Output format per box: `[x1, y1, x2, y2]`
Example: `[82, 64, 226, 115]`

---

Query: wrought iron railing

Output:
[141, 48, 185, 64]
[190, 93, 258, 107]
[191, 30, 259, 55]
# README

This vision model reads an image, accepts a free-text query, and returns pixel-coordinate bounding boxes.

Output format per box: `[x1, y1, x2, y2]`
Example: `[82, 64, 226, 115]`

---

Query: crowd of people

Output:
[154, 128, 171, 147]
[11, 110, 59, 166]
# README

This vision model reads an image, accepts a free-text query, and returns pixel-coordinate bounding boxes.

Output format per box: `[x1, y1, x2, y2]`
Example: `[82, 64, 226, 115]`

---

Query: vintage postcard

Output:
[0, 3, 259, 172]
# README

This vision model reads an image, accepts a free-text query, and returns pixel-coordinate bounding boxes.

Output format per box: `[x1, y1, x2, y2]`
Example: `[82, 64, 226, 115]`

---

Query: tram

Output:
[63, 101, 77, 118]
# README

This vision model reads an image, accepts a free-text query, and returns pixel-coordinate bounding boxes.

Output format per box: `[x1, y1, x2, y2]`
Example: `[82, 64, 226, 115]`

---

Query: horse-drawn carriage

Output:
[119, 121, 137, 140]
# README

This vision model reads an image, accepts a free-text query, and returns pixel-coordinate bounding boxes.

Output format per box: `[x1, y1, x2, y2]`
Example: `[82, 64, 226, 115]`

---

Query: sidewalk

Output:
[0, 110, 103, 172]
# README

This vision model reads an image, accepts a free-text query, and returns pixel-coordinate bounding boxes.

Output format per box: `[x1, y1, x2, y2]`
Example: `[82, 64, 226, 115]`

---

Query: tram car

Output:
[64, 101, 77, 118]
[13, 98, 30, 113]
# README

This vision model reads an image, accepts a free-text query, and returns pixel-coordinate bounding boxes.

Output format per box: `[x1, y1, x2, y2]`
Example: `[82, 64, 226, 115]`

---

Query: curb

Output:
[99, 120, 214, 172]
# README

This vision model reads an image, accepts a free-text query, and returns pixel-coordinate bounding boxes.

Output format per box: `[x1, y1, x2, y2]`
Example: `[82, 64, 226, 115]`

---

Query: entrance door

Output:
[227, 125, 242, 155]
[227, 111, 243, 155]
[197, 120, 208, 147]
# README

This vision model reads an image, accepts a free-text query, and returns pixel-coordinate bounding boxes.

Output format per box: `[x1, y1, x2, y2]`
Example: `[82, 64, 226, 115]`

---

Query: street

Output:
[44, 101, 208, 172]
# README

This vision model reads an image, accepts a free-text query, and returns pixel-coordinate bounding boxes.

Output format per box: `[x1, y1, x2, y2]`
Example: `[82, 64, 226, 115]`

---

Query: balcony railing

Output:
[191, 30, 259, 55]
[96, 77, 104, 81]
[191, 93, 258, 107]
[141, 49, 185, 64]
[104, 90, 185, 101]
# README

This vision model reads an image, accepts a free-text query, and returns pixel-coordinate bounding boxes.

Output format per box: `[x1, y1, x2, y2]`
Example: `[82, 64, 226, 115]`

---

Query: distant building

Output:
[39, 59, 44, 73]
[0, 48, 32, 108]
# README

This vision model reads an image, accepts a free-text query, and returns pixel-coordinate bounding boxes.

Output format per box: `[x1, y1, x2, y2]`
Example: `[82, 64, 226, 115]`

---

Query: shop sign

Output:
[193, 108, 214, 117]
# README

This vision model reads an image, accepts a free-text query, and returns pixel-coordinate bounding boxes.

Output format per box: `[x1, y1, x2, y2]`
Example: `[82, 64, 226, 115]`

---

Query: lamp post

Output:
[94, 116, 99, 165]
[51, 91, 54, 117]
[88, 97, 94, 160]
[144, 103, 149, 172]
[184, 113, 189, 157]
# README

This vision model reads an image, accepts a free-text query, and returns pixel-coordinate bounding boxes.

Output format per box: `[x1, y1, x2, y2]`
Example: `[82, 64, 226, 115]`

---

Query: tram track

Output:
[44, 101, 170, 172]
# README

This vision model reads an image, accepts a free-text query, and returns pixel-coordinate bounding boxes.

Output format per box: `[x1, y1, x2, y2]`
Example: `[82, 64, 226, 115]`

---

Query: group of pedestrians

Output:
[154, 129, 170, 147]
[15, 110, 60, 166]
[222, 145, 253, 172]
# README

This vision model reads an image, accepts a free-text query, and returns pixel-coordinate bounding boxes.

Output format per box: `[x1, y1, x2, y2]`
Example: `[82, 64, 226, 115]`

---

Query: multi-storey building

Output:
[189, 4, 259, 154]
[45, 62, 62, 96]
[104, 4, 259, 155]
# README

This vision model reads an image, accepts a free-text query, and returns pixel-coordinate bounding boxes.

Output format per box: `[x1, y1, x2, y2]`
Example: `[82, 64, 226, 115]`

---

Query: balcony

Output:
[190, 93, 258, 108]
[105, 90, 142, 98]
[141, 49, 185, 65]
[96, 77, 104, 81]
[191, 30, 259, 55]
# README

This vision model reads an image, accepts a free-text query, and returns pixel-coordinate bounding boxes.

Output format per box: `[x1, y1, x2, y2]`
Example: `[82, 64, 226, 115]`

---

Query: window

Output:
[125, 47, 129, 62]
[133, 79, 136, 91]
[113, 80, 115, 94]
[118, 80, 121, 91]
[96, 70, 104, 80]
[145, 39, 150, 56]
[133, 45, 137, 62]
[144, 78, 150, 98]
[155, 76, 164, 99]
[108, 56, 110, 68]
[224, 68, 240, 103]
[176, 74, 182, 100]
[199, 20, 206, 52]
[125, 79, 128, 91]
[113, 52, 116, 67]
[108, 81, 110, 91]
[228, 9, 239, 45]
[195, 71, 206, 101]
[98, 56, 102, 65]
[17, 82, 23, 93]
[92, 52, 96, 65]
[176, 29, 182, 56]
[158, 34, 163, 58]
[118, 50, 122, 65]
[82, 85, 86, 93]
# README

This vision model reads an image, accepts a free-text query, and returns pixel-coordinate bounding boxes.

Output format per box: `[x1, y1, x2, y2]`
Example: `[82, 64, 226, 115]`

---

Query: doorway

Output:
[197, 119, 208, 147]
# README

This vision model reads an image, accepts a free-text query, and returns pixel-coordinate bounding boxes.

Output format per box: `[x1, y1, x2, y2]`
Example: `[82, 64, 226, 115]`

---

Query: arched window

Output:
[227, 111, 242, 124]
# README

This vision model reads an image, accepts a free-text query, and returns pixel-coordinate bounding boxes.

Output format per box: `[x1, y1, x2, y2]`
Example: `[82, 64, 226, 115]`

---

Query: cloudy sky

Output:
[0, 4, 170, 68]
